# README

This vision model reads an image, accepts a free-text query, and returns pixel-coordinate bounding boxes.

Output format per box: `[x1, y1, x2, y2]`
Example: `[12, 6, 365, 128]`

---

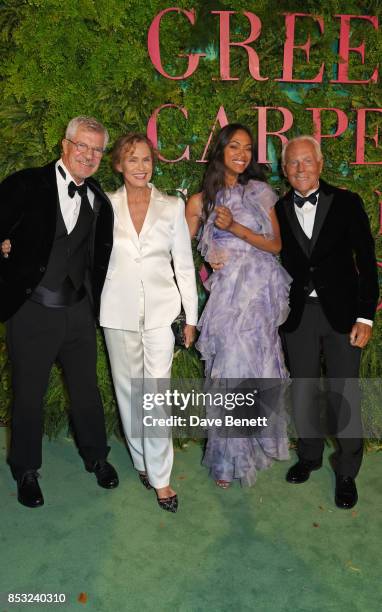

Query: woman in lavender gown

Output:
[186, 124, 291, 488]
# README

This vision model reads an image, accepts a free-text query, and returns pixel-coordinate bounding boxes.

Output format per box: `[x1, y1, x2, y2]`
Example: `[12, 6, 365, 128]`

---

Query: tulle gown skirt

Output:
[196, 253, 291, 486]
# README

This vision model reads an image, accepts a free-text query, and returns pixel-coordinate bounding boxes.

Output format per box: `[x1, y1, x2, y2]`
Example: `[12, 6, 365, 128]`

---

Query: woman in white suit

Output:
[100, 133, 198, 512]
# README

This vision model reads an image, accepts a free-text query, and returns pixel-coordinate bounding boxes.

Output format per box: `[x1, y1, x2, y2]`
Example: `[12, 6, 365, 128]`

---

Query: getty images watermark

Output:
[142, 388, 268, 428]
[130, 379, 289, 438]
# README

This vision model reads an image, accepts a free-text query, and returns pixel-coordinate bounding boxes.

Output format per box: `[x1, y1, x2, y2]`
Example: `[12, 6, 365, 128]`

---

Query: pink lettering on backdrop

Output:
[147, 8, 205, 80]
[353, 109, 382, 165]
[307, 108, 349, 144]
[196, 106, 229, 163]
[331, 15, 378, 84]
[146, 10, 381, 165]
[255, 107, 294, 163]
[211, 11, 267, 81]
[147, 104, 190, 162]
[277, 13, 325, 83]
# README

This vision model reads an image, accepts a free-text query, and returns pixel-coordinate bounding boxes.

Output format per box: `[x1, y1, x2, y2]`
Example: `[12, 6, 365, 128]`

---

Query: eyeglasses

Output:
[65, 138, 105, 158]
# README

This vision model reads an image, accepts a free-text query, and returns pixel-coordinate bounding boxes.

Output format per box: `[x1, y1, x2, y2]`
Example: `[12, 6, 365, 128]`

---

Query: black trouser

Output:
[6, 297, 109, 480]
[283, 300, 363, 478]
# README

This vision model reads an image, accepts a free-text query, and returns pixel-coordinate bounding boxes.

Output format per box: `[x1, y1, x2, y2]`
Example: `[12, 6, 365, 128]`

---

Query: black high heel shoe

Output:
[157, 494, 178, 513]
[138, 472, 153, 490]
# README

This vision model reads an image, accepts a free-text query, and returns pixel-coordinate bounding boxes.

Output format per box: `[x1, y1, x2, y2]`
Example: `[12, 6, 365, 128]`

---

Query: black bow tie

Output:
[294, 190, 319, 208]
[68, 181, 87, 199]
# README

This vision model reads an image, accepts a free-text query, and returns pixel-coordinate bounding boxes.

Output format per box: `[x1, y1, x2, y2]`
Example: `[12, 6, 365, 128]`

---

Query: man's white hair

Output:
[65, 116, 109, 147]
[281, 136, 323, 166]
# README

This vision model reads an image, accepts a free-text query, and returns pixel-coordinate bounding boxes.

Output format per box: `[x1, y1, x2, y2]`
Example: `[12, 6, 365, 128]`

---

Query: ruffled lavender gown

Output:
[196, 180, 292, 486]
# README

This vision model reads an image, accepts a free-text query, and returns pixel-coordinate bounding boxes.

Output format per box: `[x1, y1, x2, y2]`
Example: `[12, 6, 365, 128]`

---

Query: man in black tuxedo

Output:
[0, 116, 119, 507]
[276, 136, 379, 509]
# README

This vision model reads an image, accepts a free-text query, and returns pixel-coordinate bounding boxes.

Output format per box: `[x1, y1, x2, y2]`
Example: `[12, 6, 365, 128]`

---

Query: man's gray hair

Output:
[65, 116, 109, 147]
[281, 136, 323, 166]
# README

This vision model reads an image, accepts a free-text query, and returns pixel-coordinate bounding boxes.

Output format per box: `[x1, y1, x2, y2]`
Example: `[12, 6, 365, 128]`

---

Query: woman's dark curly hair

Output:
[201, 123, 268, 219]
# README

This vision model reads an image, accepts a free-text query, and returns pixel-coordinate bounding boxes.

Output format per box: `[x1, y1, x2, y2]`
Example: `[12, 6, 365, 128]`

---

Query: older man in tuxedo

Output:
[0, 116, 119, 507]
[276, 136, 379, 509]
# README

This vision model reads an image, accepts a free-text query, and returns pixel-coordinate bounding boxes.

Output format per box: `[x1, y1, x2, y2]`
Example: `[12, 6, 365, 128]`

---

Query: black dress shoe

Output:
[157, 494, 178, 513]
[17, 471, 44, 508]
[85, 460, 119, 489]
[286, 460, 322, 484]
[335, 476, 358, 509]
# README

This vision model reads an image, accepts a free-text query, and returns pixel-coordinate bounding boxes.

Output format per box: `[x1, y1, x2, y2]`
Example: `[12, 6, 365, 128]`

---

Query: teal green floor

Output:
[1, 427, 381, 612]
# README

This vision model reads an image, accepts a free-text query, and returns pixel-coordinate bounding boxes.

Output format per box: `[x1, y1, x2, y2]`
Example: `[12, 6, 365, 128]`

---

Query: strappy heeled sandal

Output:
[138, 472, 153, 490]
[157, 494, 178, 513]
[216, 480, 231, 489]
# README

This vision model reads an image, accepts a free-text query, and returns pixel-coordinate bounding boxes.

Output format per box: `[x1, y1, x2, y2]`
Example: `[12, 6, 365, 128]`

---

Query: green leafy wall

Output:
[0, 0, 381, 437]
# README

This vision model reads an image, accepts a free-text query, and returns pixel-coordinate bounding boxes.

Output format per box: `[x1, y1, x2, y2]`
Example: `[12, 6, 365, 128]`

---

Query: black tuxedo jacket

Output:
[0, 160, 113, 322]
[275, 179, 379, 333]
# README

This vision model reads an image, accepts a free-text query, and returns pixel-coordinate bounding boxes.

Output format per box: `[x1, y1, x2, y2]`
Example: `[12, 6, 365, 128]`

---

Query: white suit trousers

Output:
[103, 311, 174, 489]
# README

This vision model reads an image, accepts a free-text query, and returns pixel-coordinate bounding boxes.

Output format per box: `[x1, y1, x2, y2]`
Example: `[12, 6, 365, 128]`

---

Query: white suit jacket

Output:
[100, 183, 198, 331]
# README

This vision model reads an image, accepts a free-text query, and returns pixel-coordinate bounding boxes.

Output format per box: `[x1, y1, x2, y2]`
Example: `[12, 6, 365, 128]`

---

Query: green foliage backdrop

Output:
[0, 0, 381, 439]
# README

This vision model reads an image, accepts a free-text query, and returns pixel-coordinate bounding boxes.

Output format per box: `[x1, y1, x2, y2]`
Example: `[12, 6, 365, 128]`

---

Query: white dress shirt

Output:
[55, 160, 95, 233]
[294, 186, 372, 327]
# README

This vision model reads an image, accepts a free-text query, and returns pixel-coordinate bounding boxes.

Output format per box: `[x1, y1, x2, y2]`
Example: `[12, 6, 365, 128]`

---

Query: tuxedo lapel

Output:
[310, 185, 333, 253]
[87, 177, 108, 216]
[91, 194, 102, 216]
[282, 191, 310, 257]
[39, 161, 60, 240]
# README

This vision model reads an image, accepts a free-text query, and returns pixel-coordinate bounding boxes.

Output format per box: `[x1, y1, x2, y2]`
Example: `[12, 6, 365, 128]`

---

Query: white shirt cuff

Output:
[356, 317, 373, 327]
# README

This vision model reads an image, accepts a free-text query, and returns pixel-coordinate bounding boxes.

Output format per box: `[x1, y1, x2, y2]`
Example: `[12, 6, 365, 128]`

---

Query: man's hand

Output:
[350, 322, 372, 348]
[214, 206, 234, 231]
[1, 239, 11, 258]
[183, 324, 196, 349]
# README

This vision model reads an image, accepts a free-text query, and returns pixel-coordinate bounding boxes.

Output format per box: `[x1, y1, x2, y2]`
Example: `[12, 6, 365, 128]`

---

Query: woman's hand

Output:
[183, 324, 196, 348]
[1, 239, 11, 258]
[214, 206, 233, 231]
[210, 261, 224, 271]
[214, 207, 282, 255]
